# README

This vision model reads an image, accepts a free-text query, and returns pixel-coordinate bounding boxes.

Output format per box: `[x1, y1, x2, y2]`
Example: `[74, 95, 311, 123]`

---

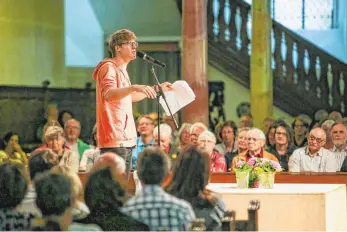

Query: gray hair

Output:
[247, 128, 266, 140]
[190, 122, 208, 134]
[153, 124, 172, 138]
[198, 130, 216, 143]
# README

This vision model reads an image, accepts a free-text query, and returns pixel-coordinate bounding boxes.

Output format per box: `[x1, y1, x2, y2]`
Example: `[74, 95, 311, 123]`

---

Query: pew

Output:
[78, 171, 347, 195]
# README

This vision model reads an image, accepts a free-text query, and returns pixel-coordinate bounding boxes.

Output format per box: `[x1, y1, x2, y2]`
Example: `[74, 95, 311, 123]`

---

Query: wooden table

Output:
[78, 172, 347, 195]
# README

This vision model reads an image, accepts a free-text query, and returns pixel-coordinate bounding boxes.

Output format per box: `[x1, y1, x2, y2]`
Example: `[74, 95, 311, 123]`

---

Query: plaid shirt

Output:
[121, 185, 196, 231]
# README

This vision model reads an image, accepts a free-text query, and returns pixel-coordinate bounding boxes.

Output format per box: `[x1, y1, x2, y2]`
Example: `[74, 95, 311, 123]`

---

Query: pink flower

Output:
[270, 160, 281, 170]
[236, 160, 244, 168]
[247, 158, 257, 166]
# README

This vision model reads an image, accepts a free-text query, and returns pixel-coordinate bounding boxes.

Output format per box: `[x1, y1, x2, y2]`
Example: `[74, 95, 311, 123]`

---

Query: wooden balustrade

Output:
[206, 0, 347, 116]
[78, 171, 347, 195]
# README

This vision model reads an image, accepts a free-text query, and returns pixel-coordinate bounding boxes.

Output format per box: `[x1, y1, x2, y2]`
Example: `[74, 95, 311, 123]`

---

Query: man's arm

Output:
[131, 82, 173, 102]
[105, 85, 157, 101]
[288, 149, 301, 172]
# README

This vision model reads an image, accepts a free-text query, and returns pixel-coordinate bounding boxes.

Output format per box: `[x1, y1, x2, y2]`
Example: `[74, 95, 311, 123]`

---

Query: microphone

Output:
[136, 51, 166, 68]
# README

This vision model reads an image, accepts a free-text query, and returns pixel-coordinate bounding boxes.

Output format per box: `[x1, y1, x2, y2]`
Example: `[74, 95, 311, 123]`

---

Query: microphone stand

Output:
[150, 66, 179, 147]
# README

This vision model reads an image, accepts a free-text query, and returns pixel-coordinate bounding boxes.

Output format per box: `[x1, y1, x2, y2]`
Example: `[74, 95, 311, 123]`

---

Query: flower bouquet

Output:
[234, 158, 282, 189]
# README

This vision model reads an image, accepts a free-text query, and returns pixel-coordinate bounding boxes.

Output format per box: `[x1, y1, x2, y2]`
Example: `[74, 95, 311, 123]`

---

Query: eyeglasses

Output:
[120, 41, 138, 48]
[308, 135, 325, 143]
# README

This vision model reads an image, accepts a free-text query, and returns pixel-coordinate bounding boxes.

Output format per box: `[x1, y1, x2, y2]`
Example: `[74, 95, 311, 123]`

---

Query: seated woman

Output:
[175, 123, 192, 151]
[43, 126, 79, 173]
[0, 132, 28, 165]
[0, 164, 34, 230]
[75, 164, 149, 231]
[166, 146, 227, 231]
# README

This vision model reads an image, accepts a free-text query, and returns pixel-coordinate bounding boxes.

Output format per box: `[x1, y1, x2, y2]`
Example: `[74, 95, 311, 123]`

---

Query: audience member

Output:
[51, 166, 89, 220]
[79, 124, 100, 172]
[17, 149, 58, 216]
[0, 132, 28, 165]
[190, 122, 208, 146]
[153, 124, 179, 169]
[239, 113, 253, 128]
[265, 123, 276, 148]
[175, 123, 192, 151]
[330, 123, 347, 171]
[64, 119, 90, 160]
[132, 115, 155, 169]
[166, 146, 227, 231]
[33, 172, 100, 231]
[232, 128, 278, 168]
[76, 166, 149, 231]
[329, 111, 343, 123]
[121, 147, 196, 231]
[292, 115, 311, 147]
[320, 119, 335, 150]
[163, 113, 179, 141]
[262, 117, 275, 135]
[225, 127, 250, 171]
[314, 109, 329, 123]
[215, 120, 238, 155]
[198, 131, 227, 172]
[57, 110, 74, 130]
[289, 128, 336, 172]
[0, 164, 34, 231]
[92, 152, 126, 176]
[44, 126, 79, 172]
[266, 121, 296, 171]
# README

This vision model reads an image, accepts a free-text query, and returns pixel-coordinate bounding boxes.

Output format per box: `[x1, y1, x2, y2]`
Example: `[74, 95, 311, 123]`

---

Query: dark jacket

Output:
[266, 144, 296, 171]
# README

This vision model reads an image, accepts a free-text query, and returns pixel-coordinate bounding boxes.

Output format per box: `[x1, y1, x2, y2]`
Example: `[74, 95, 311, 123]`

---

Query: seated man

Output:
[289, 127, 336, 172]
[64, 119, 90, 160]
[131, 115, 155, 169]
[330, 123, 347, 171]
[153, 124, 179, 169]
[197, 131, 227, 172]
[232, 128, 278, 168]
[121, 147, 196, 231]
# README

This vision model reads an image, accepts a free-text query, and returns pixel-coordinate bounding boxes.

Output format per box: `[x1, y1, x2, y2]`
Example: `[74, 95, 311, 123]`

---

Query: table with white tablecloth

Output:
[207, 183, 347, 231]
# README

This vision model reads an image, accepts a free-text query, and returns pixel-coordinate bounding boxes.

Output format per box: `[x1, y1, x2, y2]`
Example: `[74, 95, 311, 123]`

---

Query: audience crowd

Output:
[0, 108, 347, 230]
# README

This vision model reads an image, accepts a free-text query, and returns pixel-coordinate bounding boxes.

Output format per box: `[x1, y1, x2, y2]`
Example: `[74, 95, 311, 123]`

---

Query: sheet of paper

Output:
[159, 80, 195, 115]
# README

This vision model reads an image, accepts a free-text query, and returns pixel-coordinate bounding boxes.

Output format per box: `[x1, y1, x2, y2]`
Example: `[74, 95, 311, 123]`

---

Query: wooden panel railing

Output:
[206, 0, 347, 117]
[79, 171, 347, 195]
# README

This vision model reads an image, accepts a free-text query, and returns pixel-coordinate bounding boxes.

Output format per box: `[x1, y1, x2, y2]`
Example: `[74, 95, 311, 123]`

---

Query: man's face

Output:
[137, 117, 154, 136]
[331, 124, 347, 147]
[247, 131, 265, 151]
[64, 121, 80, 143]
[307, 129, 326, 152]
[190, 127, 205, 146]
[294, 119, 308, 136]
[197, 136, 215, 155]
[221, 126, 235, 144]
[154, 134, 171, 152]
[117, 40, 137, 62]
[239, 115, 253, 128]
[275, 126, 288, 145]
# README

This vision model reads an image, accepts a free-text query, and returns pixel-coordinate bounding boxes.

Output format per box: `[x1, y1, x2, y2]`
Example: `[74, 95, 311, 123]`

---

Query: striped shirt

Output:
[289, 146, 336, 172]
[331, 145, 347, 171]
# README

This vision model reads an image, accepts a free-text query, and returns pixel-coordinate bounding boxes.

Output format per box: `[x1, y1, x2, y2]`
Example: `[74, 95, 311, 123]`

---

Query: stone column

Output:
[181, 0, 209, 126]
[250, 0, 273, 128]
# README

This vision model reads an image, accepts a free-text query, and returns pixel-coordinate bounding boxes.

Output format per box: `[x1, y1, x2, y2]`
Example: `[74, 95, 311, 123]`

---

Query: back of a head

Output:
[0, 164, 28, 209]
[29, 149, 58, 180]
[34, 172, 72, 217]
[167, 146, 210, 202]
[85, 167, 126, 212]
[137, 147, 169, 185]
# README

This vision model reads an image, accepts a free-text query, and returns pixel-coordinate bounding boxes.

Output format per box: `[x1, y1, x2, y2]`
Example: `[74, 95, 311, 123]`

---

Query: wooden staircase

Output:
[178, 0, 347, 117]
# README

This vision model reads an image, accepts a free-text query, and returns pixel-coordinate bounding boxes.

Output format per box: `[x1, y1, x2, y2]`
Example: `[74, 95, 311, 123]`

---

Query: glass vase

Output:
[259, 172, 275, 189]
[235, 171, 250, 189]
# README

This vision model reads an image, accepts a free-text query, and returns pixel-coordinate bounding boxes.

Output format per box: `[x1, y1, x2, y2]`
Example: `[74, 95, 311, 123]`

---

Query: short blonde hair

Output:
[44, 126, 64, 142]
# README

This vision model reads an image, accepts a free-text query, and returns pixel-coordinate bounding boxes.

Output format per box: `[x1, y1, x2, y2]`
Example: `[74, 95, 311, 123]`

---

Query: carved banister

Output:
[179, 0, 347, 116]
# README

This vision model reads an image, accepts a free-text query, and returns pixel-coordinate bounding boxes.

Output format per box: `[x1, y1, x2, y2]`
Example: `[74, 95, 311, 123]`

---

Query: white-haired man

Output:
[289, 127, 336, 172]
[197, 130, 226, 172]
[190, 122, 208, 146]
[153, 124, 179, 168]
[232, 128, 278, 168]
[331, 123, 347, 171]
